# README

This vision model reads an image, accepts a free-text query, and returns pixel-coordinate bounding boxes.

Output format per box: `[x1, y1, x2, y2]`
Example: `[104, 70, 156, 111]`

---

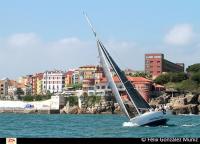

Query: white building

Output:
[43, 70, 65, 93]
[72, 69, 80, 84]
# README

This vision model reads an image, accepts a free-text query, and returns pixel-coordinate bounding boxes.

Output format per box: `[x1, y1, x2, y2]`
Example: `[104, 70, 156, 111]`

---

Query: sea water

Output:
[0, 114, 199, 137]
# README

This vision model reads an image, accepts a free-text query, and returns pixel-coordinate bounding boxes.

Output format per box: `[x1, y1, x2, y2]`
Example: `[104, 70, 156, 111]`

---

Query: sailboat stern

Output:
[130, 111, 168, 126]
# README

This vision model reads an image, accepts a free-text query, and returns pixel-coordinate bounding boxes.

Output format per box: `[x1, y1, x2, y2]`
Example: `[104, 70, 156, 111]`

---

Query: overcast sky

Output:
[0, 0, 200, 79]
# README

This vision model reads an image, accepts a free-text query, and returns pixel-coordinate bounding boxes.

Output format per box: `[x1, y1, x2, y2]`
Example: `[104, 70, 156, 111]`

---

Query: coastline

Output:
[150, 92, 200, 115]
[0, 92, 199, 115]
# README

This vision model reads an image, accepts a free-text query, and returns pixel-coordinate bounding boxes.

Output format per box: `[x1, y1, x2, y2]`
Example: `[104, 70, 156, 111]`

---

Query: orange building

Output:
[32, 73, 43, 95]
[65, 70, 74, 87]
[99, 76, 153, 102]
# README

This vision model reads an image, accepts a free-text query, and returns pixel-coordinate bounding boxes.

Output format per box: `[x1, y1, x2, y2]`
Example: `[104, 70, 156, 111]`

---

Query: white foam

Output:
[178, 113, 195, 116]
[122, 122, 139, 127]
[181, 124, 194, 127]
[161, 125, 169, 127]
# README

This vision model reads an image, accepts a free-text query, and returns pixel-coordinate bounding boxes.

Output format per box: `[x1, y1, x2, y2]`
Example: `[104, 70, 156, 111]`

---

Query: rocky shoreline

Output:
[60, 102, 123, 115]
[1, 93, 199, 115]
[61, 93, 200, 115]
[150, 93, 200, 115]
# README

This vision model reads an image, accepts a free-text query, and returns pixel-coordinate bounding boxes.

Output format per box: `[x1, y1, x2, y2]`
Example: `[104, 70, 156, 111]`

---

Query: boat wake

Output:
[178, 113, 199, 116]
[181, 124, 195, 127]
[122, 122, 139, 127]
[181, 123, 200, 127]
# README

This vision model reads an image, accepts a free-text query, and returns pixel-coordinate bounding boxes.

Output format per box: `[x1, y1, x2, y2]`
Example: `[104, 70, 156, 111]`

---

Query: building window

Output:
[157, 71, 160, 73]
[154, 56, 161, 58]
[101, 86, 105, 89]
[146, 56, 153, 58]
[1, 88, 3, 91]
[150, 61, 153, 63]
[118, 85, 123, 89]
[157, 61, 160, 63]
[1, 84, 3, 87]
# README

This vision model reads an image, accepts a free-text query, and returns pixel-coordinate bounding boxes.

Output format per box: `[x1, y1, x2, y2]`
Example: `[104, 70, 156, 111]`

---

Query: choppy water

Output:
[0, 114, 199, 137]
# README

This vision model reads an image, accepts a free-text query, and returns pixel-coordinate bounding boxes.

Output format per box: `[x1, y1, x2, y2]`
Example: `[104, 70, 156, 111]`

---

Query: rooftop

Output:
[100, 76, 152, 83]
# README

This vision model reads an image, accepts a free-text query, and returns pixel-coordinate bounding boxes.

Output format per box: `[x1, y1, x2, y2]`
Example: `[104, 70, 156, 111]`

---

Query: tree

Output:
[154, 74, 170, 85]
[66, 96, 78, 106]
[16, 88, 24, 98]
[72, 83, 82, 90]
[191, 72, 200, 84]
[131, 72, 151, 78]
[23, 95, 34, 101]
[170, 72, 187, 83]
[177, 80, 198, 92]
[186, 63, 200, 73]
[35, 95, 43, 101]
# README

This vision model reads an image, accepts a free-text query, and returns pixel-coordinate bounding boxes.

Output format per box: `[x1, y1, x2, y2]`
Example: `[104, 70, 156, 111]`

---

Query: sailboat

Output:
[84, 13, 168, 126]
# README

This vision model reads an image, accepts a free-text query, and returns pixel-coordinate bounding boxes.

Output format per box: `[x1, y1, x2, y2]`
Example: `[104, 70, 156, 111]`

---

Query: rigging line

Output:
[99, 41, 141, 115]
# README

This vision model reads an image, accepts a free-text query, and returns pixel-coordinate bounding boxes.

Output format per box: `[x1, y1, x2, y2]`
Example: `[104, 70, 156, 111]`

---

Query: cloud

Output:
[0, 32, 199, 79]
[0, 33, 97, 79]
[164, 24, 194, 46]
[106, 40, 145, 70]
[0, 33, 144, 79]
[6, 33, 40, 47]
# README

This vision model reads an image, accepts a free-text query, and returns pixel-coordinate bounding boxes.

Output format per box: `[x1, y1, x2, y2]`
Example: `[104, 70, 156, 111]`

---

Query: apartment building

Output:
[43, 70, 65, 93]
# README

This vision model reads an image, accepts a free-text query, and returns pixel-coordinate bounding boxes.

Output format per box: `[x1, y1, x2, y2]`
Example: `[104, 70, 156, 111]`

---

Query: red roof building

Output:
[99, 76, 153, 102]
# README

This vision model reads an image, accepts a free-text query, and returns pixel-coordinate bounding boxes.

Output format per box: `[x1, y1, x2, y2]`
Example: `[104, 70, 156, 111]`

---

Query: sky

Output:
[0, 0, 200, 79]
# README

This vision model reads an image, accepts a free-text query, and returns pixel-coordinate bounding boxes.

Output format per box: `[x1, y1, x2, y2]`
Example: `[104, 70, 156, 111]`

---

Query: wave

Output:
[122, 122, 139, 127]
[181, 123, 200, 127]
[178, 113, 197, 116]
[181, 124, 195, 127]
[160, 125, 169, 127]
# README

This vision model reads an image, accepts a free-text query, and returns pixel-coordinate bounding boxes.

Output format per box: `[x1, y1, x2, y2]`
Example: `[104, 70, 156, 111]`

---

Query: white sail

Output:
[97, 42, 131, 119]
[84, 12, 168, 126]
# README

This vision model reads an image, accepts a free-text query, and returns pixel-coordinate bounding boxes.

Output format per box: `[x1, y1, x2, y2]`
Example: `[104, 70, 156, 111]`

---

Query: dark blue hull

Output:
[142, 118, 168, 126]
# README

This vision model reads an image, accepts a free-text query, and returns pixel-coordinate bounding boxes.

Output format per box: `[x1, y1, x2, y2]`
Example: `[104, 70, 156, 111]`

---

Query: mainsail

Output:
[98, 41, 151, 110]
[84, 13, 151, 119]
[97, 42, 131, 119]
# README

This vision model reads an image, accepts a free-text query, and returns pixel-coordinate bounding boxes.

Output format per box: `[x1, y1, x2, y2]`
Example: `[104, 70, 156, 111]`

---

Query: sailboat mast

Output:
[83, 12, 98, 39]
[99, 42, 141, 115]
[97, 42, 131, 119]
[84, 12, 131, 119]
